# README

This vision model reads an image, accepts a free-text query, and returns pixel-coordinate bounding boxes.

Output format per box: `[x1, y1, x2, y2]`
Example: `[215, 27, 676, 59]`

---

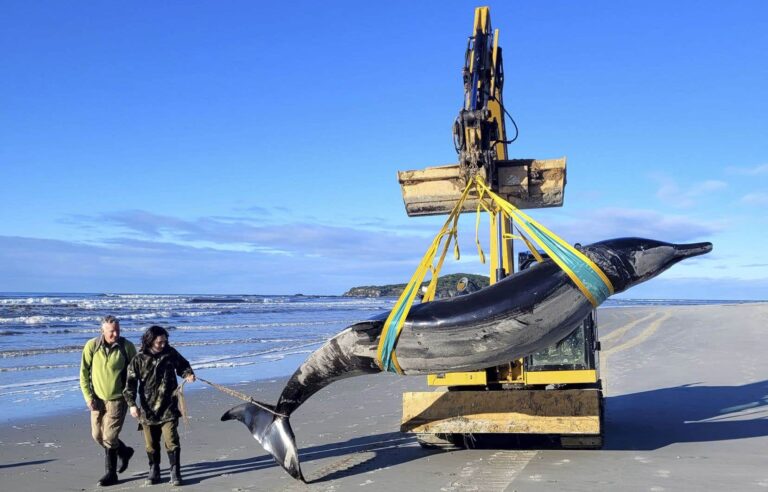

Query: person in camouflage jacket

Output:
[124, 325, 195, 486]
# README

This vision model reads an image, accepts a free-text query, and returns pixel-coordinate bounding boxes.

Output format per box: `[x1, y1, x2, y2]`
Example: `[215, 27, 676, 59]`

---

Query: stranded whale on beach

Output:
[222, 237, 713, 481]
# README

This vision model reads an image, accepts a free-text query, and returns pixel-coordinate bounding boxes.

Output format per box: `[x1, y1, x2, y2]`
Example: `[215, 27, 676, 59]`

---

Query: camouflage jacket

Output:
[123, 346, 194, 425]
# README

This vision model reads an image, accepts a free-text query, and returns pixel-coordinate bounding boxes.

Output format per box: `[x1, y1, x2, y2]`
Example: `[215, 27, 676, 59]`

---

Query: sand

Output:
[1, 303, 767, 491]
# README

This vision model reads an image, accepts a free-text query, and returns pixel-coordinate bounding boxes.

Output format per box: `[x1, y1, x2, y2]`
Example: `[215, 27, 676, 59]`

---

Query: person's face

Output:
[151, 335, 168, 353]
[101, 322, 120, 344]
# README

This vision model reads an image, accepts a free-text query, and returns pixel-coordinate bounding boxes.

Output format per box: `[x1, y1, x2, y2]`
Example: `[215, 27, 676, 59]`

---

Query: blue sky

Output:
[1, 1, 766, 299]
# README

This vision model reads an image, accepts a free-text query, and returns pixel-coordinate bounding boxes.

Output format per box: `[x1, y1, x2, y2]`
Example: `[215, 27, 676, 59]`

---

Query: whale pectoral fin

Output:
[221, 403, 305, 482]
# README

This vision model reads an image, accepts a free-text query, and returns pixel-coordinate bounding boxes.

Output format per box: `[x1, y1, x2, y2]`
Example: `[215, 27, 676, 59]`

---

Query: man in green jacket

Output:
[80, 315, 137, 487]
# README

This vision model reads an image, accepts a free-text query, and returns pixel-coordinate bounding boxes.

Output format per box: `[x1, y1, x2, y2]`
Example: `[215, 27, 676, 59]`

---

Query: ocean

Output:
[0, 293, 394, 423]
[0, 292, 758, 423]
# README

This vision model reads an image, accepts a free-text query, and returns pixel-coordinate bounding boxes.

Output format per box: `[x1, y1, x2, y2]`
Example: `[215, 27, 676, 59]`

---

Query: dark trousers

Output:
[141, 419, 180, 453]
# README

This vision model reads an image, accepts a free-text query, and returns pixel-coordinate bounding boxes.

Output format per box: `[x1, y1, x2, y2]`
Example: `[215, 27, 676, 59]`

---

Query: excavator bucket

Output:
[398, 158, 566, 216]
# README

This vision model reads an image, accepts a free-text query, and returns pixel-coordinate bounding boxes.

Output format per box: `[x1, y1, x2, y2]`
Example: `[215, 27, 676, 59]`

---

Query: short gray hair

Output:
[101, 315, 120, 327]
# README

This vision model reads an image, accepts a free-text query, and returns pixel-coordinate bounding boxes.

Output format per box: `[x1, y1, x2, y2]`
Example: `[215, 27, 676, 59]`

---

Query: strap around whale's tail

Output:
[221, 402, 304, 482]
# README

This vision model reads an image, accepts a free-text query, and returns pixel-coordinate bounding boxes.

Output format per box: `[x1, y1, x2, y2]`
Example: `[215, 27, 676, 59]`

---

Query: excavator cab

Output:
[519, 251, 601, 386]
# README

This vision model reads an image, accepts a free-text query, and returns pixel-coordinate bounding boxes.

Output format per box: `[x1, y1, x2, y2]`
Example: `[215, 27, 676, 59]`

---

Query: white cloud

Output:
[0, 235, 426, 295]
[740, 193, 768, 206]
[726, 163, 768, 176]
[653, 175, 728, 208]
[76, 210, 434, 263]
[538, 207, 724, 245]
[3, 235, 763, 299]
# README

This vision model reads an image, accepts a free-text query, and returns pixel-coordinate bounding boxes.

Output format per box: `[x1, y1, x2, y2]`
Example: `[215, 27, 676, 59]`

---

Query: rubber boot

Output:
[116, 440, 134, 473]
[145, 450, 161, 485]
[97, 447, 119, 486]
[168, 449, 182, 486]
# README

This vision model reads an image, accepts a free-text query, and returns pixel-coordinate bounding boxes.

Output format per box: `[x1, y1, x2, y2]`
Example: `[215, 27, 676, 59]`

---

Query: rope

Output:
[152, 375, 287, 438]
[196, 376, 288, 418]
[177, 381, 191, 435]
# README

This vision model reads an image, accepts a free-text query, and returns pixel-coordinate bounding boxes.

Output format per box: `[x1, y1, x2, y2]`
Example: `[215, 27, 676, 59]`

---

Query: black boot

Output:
[145, 450, 161, 485]
[116, 440, 134, 473]
[97, 447, 119, 486]
[168, 449, 182, 486]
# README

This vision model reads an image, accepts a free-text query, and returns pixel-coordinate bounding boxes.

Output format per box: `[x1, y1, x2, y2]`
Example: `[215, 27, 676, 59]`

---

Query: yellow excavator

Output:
[398, 7, 603, 449]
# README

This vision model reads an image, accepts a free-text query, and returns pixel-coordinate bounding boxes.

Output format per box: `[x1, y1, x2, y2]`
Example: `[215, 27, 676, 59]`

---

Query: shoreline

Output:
[0, 348, 320, 424]
[4, 302, 767, 429]
[2, 303, 767, 491]
[4, 301, 766, 425]
[2, 376, 290, 428]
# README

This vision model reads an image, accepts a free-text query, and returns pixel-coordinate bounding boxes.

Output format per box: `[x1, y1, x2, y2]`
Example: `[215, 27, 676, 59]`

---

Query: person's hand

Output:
[130, 406, 140, 419]
[87, 399, 99, 411]
[185, 374, 196, 383]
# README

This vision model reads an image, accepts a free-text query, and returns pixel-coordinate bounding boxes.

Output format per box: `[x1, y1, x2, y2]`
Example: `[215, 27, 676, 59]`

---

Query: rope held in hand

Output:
[176, 382, 191, 435]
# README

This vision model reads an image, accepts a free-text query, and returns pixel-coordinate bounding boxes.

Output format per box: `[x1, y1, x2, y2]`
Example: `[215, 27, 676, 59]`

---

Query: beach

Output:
[1, 303, 767, 491]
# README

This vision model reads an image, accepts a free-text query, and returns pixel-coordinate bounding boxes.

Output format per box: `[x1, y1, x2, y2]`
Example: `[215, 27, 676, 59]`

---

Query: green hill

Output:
[343, 273, 489, 298]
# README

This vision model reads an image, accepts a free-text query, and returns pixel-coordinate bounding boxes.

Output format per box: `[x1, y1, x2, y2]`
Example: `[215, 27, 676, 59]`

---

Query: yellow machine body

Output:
[402, 389, 602, 436]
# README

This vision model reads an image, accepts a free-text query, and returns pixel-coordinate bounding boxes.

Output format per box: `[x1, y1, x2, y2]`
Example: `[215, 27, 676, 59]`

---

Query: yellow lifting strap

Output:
[472, 176, 614, 306]
[376, 181, 473, 374]
[375, 176, 614, 374]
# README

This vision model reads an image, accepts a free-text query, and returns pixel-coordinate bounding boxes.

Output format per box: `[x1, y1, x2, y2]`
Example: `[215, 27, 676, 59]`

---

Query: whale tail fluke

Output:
[221, 402, 304, 482]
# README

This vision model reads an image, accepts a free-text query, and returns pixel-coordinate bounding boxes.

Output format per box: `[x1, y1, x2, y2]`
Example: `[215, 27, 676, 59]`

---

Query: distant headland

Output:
[343, 273, 490, 298]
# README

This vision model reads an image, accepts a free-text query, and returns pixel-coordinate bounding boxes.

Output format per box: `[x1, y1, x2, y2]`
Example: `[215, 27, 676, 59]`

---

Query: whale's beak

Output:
[673, 242, 713, 260]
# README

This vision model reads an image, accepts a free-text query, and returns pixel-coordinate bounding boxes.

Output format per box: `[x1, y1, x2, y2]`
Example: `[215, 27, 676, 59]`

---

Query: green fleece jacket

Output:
[80, 336, 137, 403]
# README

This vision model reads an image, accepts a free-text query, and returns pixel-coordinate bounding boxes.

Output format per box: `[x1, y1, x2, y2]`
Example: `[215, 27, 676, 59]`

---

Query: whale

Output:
[222, 237, 712, 481]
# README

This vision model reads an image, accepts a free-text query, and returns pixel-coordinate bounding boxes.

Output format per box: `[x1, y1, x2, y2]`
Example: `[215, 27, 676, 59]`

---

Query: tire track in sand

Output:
[600, 312, 670, 392]
[603, 312, 671, 357]
[600, 312, 658, 344]
[441, 450, 538, 492]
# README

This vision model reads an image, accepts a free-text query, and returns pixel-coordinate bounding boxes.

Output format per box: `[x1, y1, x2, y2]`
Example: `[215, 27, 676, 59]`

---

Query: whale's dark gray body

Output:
[222, 237, 712, 481]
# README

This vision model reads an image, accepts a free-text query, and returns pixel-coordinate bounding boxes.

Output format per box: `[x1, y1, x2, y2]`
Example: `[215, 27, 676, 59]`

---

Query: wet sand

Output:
[1, 303, 767, 491]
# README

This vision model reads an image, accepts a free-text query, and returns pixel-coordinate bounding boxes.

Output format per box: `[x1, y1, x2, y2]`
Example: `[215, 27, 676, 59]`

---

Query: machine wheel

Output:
[416, 433, 464, 450]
